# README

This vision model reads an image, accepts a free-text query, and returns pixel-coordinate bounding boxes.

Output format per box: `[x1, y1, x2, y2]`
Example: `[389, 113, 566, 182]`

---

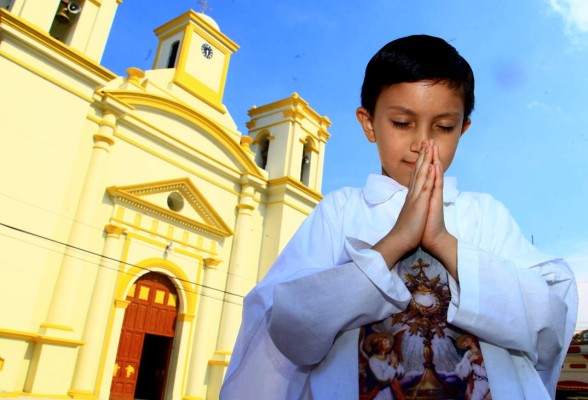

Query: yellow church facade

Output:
[0, 2, 330, 399]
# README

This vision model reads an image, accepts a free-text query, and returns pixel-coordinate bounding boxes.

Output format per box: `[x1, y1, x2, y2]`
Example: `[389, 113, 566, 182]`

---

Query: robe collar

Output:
[362, 174, 459, 205]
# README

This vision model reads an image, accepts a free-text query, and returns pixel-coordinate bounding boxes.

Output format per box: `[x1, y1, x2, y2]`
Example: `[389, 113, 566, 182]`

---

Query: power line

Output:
[0, 190, 261, 284]
[0, 221, 247, 306]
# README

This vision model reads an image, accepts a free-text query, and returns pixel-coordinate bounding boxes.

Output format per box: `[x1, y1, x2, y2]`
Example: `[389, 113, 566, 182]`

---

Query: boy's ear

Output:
[461, 118, 471, 136]
[356, 107, 376, 143]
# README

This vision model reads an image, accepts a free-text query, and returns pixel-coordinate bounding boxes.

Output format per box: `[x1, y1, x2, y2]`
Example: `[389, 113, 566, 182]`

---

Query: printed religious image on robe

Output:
[358, 249, 492, 400]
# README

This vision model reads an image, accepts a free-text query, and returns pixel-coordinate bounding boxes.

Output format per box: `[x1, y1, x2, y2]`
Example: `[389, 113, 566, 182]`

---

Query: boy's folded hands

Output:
[374, 139, 458, 280]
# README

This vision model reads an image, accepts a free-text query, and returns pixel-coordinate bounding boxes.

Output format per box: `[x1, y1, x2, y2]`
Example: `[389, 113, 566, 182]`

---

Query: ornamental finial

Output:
[197, 0, 212, 14]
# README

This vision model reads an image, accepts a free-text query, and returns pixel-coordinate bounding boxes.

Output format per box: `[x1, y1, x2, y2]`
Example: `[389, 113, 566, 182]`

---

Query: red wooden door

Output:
[110, 273, 178, 400]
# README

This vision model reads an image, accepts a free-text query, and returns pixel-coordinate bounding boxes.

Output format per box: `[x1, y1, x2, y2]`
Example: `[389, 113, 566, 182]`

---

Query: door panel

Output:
[110, 273, 179, 400]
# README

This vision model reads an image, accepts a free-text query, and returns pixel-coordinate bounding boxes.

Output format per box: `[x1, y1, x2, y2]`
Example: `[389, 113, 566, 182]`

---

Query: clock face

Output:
[201, 43, 213, 59]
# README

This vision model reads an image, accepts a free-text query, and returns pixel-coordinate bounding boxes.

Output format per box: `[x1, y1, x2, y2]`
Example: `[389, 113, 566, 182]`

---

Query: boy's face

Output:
[356, 81, 471, 187]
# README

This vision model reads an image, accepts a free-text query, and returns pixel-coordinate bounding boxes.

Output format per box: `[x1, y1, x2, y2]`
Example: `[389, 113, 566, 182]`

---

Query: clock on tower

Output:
[152, 10, 239, 113]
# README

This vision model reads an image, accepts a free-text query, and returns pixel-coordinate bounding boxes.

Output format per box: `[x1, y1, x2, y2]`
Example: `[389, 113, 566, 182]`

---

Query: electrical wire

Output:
[0, 221, 246, 306]
[0, 190, 262, 284]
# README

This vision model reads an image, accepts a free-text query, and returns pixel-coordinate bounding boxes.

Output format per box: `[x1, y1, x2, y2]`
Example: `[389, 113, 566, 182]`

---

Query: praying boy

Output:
[220, 35, 577, 400]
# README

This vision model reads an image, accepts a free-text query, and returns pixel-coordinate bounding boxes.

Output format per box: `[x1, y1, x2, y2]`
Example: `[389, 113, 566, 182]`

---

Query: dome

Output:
[199, 13, 220, 31]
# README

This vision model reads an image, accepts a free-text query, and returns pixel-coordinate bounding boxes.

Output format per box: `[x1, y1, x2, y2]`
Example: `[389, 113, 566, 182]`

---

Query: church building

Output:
[0, 1, 330, 399]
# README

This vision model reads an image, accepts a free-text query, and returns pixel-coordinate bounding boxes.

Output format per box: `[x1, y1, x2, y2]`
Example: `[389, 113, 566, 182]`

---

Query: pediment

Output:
[107, 178, 233, 238]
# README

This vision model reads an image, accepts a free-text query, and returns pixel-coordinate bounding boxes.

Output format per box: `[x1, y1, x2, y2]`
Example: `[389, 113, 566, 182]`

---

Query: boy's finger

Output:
[427, 165, 445, 228]
[419, 164, 436, 199]
[408, 144, 426, 191]
[433, 143, 442, 168]
[414, 161, 435, 203]
[433, 164, 444, 199]
[413, 142, 427, 172]
[411, 143, 433, 195]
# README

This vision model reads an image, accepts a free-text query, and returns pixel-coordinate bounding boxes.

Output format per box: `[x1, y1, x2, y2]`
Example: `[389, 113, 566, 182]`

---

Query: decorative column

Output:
[69, 224, 126, 398]
[169, 313, 194, 400]
[72, 0, 121, 61]
[42, 111, 117, 334]
[314, 118, 330, 192]
[216, 176, 257, 351]
[185, 175, 258, 399]
[183, 265, 223, 400]
[24, 112, 117, 394]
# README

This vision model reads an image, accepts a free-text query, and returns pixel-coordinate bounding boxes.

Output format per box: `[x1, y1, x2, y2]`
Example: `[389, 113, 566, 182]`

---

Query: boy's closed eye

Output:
[391, 120, 411, 129]
[436, 125, 456, 133]
[390, 120, 457, 133]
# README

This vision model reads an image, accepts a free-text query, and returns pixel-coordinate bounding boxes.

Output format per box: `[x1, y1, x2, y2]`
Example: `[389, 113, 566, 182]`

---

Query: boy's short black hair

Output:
[360, 35, 475, 121]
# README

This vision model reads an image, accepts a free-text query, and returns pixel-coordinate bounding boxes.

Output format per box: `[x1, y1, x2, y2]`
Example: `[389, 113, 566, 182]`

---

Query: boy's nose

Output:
[410, 127, 432, 151]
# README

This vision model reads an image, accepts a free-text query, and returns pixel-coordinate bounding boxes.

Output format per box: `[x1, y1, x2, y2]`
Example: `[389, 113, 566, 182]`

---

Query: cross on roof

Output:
[197, 0, 212, 14]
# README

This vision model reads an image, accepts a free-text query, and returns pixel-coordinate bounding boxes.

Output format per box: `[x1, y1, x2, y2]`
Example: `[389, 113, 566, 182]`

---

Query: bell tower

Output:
[247, 93, 331, 276]
[247, 93, 331, 191]
[152, 10, 239, 113]
[6, 0, 119, 61]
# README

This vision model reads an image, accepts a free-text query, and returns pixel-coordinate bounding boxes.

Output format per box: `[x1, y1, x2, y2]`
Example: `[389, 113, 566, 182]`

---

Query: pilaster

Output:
[216, 176, 258, 350]
[203, 175, 260, 397]
[183, 266, 222, 399]
[43, 111, 117, 332]
[69, 224, 126, 397]
[27, 112, 117, 394]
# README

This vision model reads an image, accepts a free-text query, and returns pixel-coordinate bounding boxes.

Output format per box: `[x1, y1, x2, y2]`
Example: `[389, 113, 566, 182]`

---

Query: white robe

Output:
[220, 174, 577, 400]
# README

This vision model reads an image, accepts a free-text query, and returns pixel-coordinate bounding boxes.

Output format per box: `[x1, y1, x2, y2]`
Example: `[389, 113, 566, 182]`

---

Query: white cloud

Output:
[548, 0, 588, 35]
[527, 100, 562, 114]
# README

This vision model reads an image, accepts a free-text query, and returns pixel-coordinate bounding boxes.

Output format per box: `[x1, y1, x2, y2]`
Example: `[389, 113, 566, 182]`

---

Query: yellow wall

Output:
[0, 6, 330, 399]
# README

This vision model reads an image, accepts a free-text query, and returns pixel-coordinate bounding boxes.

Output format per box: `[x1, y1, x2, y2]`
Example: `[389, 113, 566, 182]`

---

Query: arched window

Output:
[300, 138, 315, 186]
[167, 40, 181, 68]
[254, 133, 271, 170]
[49, 0, 84, 43]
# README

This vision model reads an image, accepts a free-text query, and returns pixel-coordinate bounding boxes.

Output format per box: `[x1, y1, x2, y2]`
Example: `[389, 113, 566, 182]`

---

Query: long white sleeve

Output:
[268, 239, 411, 366]
[447, 193, 577, 398]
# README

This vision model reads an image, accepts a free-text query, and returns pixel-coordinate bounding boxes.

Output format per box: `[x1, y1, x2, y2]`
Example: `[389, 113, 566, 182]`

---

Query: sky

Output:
[101, 0, 587, 330]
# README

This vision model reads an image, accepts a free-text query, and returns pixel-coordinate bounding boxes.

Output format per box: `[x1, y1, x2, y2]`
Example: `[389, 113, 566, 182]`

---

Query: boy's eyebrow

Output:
[385, 106, 462, 119]
[433, 112, 463, 119]
[385, 105, 415, 114]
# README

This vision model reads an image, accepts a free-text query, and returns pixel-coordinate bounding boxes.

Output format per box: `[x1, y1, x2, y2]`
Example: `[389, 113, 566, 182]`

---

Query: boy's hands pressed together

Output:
[373, 140, 458, 281]
[372, 140, 434, 269]
[421, 142, 458, 280]
[390, 140, 436, 252]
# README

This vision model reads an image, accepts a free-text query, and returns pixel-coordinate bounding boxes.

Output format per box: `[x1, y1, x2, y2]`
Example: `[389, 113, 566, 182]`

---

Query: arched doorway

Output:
[110, 272, 179, 400]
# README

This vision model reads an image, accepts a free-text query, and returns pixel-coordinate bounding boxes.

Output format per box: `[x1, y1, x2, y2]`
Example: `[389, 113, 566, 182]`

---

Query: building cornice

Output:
[248, 93, 331, 134]
[0, 9, 116, 83]
[154, 10, 239, 52]
[267, 176, 323, 204]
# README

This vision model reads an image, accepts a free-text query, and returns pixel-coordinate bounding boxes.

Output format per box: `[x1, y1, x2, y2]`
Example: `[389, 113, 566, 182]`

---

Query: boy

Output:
[220, 35, 577, 399]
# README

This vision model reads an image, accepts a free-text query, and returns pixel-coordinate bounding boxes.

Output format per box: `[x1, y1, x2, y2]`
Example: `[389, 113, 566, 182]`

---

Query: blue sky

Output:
[101, 0, 587, 329]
